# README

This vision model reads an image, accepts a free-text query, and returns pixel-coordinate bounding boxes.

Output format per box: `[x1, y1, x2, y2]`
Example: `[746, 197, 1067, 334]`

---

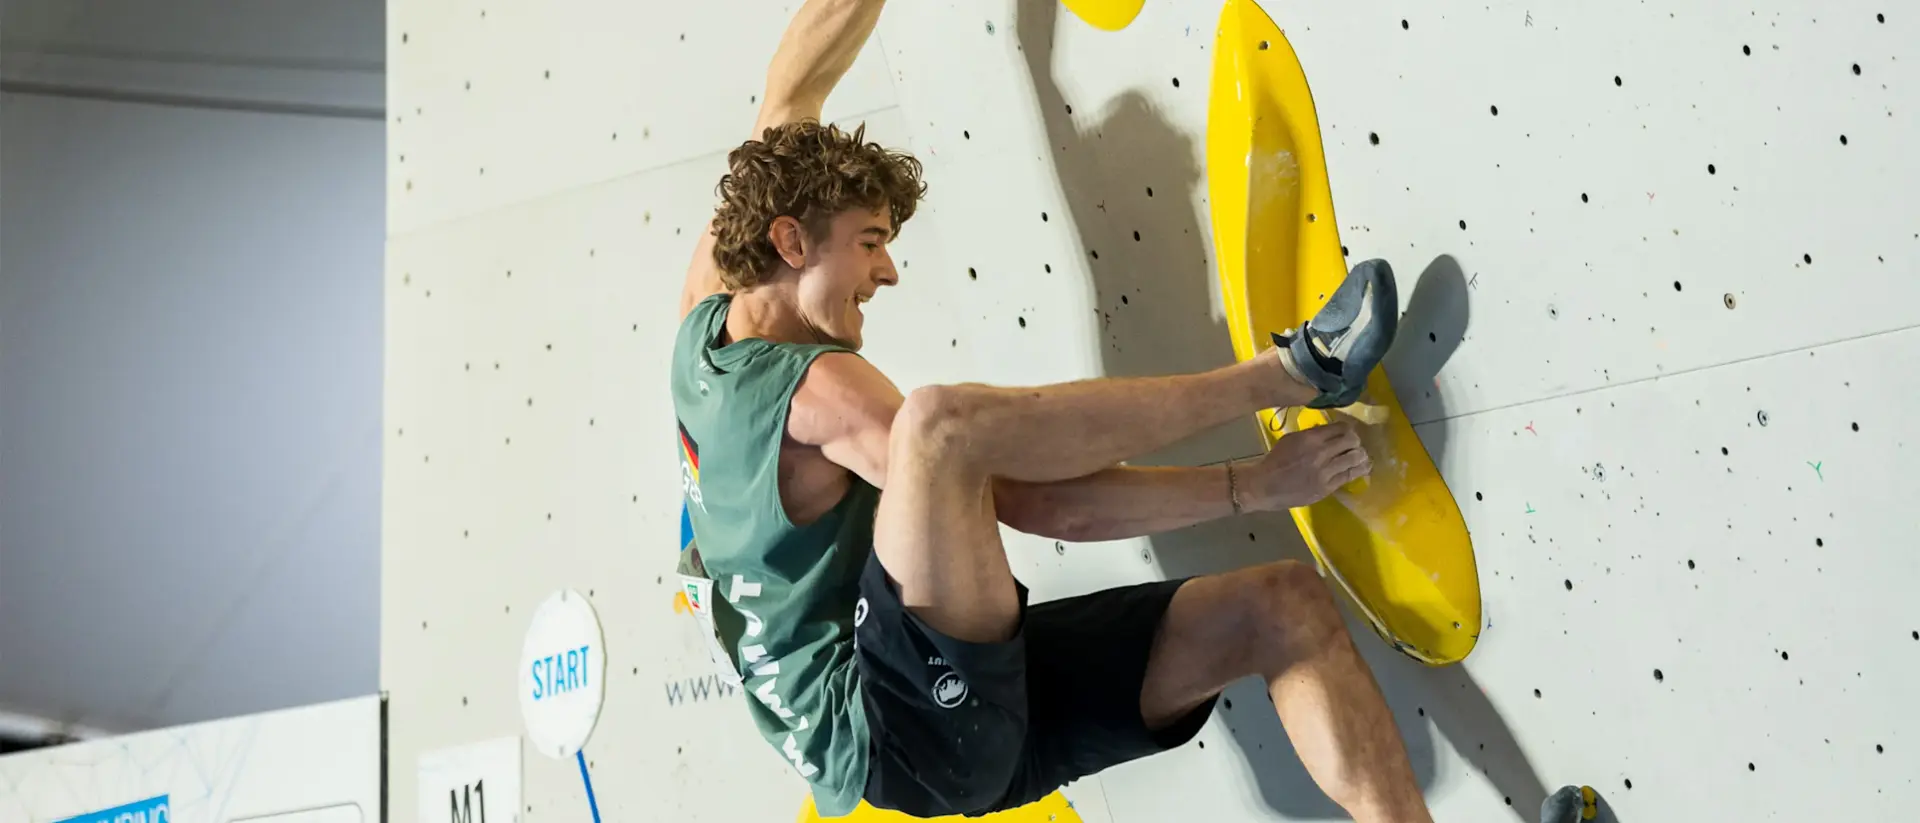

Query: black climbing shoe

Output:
[1270, 258, 1399, 409]
[1540, 785, 1599, 823]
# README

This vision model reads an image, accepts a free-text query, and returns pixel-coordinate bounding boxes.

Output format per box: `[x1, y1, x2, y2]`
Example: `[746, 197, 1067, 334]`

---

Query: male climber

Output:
[670, 2, 1593, 822]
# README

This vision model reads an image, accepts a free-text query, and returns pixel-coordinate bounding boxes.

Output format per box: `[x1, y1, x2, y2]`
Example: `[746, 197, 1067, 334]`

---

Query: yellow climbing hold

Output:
[1061, 0, 1145, 31]
[797, 793, 1082, 823]
[1203, 0, 1482, 665]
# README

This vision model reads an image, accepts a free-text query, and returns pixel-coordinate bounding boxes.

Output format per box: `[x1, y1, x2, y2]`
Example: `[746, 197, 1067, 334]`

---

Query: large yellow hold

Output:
[797, 792, 1082, 822]
[1060, 0, 1144, 31]
[1204, 0, 1482, 665]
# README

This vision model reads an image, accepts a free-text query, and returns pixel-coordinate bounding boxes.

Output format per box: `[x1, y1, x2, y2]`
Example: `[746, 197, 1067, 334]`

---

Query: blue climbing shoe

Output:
[1270, 258, 1399, 409]
[1540, 785, 1598, 823]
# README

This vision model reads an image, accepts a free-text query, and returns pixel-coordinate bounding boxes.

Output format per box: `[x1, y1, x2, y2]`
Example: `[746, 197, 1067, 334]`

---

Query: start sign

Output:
[517, 589, 607, 759]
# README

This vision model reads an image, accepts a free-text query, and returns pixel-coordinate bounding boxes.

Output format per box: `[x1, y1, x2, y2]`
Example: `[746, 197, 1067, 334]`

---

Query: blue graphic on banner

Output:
[679, 501, 694, 552]
[56, 795, 170, 823]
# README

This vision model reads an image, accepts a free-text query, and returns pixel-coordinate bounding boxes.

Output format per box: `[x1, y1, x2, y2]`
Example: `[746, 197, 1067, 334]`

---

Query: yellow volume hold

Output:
[797, 792, 1082, 823]
[1204, 0, 1481, 665]
[1060, 0, 1145, 31]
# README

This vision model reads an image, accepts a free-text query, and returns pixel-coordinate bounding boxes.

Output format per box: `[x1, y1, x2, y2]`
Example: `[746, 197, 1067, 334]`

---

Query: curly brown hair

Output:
[710, 120, 927, 289]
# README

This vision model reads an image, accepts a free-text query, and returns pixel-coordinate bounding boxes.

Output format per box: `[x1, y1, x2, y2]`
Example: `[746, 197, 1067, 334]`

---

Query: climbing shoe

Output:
[1539, 785, 1599, 823]
[1270, 258, 1399, 409]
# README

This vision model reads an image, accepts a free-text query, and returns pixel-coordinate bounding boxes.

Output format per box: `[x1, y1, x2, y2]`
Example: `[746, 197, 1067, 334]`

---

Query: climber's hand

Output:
[1246, 420, 1371, 510]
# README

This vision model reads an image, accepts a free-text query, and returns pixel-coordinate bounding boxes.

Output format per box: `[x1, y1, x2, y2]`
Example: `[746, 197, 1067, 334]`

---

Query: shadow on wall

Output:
[1384, 253, 1472, 463]
[1013, 3, 1554, 819]
[1011, 0, 1245, 471]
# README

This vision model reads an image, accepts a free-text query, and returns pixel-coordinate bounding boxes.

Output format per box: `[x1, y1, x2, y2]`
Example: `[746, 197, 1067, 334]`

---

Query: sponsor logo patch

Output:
[931, 671, 969, 709]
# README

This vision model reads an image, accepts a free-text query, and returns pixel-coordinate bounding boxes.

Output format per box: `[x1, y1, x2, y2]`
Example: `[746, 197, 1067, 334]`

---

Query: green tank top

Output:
[670, 293, 877, 817]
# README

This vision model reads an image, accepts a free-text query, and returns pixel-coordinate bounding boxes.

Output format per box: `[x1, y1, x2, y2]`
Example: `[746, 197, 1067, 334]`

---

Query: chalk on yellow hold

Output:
[796, 792, 1082, 823]
[1332, 400, 1391, 426]
[1060, 0, 1145, 31]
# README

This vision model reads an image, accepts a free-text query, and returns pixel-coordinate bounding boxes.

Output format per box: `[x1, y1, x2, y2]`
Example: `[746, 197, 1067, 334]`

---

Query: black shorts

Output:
[853, 550, 1217, 817]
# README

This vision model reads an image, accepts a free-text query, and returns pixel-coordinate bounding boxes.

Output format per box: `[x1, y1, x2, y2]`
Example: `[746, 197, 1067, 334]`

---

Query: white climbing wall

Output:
[382, 1, 1920, 822]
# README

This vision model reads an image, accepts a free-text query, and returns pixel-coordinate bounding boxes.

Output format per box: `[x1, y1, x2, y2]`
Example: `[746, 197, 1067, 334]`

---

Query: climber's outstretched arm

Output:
[752, 0, 888, 136]
[680, 0, 889, 317]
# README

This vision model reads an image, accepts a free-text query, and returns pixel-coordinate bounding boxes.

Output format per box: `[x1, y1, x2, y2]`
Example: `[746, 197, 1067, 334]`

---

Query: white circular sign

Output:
[517, 588, 608, 759]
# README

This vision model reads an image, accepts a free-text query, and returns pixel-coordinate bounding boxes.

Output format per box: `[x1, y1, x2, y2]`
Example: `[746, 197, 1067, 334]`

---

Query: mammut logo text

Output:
[731, 573, 821, 779]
